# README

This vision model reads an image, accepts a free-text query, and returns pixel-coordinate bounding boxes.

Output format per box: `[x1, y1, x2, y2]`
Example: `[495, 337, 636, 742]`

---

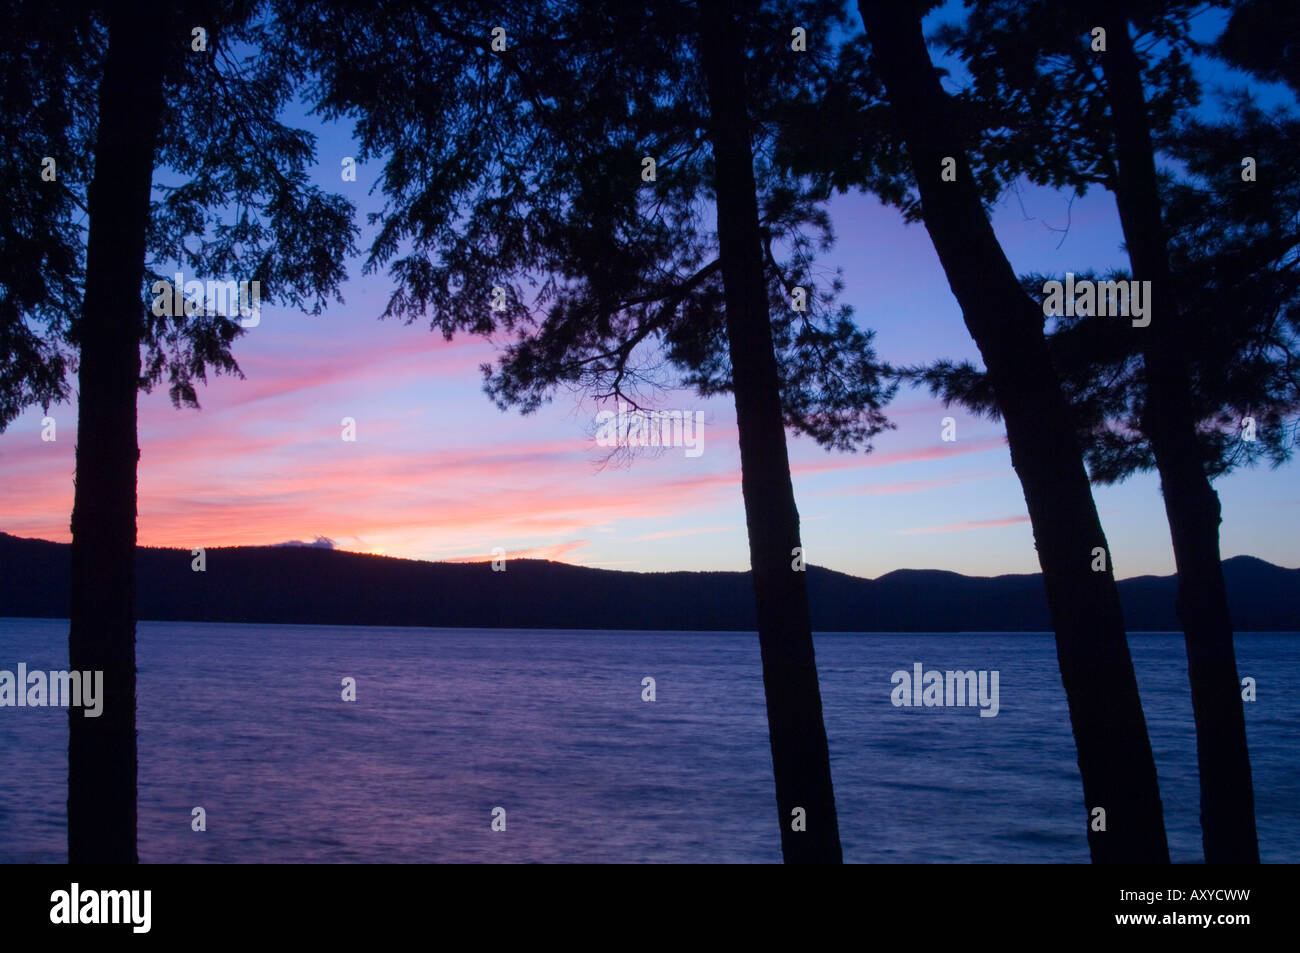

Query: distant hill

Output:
[0, 531, 1296, 631]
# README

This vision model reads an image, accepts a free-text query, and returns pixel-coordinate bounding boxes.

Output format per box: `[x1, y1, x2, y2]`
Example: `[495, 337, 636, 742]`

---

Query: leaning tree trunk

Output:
[697, 0, 842, 863]
[1097, 5, 1259, 863]
[67, 0, 167, 864]
[859, 1, 1169, 862]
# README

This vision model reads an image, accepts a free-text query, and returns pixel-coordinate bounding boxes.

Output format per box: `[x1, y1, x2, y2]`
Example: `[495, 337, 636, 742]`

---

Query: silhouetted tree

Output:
[928, 0, 1284, 863]
[279, 0, 895, 862]
[842, 1, 1171, 861]
[3, 0, 356, 861]
[697, 0, 844, 863]
[917, 109, 1300, 487]
[1099, 0, 1258, 863]
[66, 0, 170, 865]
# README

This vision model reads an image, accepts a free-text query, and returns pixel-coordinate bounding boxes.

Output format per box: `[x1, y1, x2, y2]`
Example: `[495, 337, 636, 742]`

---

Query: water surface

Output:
[1, 620, 1295, 863]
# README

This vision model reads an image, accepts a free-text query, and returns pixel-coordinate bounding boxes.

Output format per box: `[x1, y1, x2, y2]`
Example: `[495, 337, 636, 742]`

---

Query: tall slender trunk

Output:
[697, 0, 842, 863]
[1097, 6, 1259, 863]
[858, 1, 1169, 862]
[67, 0, 167, 864]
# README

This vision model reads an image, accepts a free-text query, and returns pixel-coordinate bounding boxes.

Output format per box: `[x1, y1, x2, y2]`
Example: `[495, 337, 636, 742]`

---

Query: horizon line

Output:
[3, 530, 1294, 584]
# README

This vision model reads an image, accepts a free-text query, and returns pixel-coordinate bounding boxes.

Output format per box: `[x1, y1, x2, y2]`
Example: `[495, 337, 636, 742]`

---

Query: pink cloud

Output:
[0, 424, 1009, 559]
[790, 434, 1007, 477]
[0, 345, 1015, 571]
[214, 333, 488, 409]
[441, 540, 591, 563]
[896, 514, 1031, 535]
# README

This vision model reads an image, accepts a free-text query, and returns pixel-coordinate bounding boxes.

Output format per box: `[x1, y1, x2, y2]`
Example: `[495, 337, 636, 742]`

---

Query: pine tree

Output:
[845, 1, 1171, 861]
[922, 0, 1300, 862]
[4, 0, 357, 861]
[277, 0, 897, 861]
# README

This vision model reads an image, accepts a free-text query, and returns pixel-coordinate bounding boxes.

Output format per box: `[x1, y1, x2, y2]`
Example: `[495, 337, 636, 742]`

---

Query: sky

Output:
[1, 5, 1297, 581]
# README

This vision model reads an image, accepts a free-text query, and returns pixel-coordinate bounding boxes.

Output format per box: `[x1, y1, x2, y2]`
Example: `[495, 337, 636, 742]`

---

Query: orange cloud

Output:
[441, 540, 591, 563]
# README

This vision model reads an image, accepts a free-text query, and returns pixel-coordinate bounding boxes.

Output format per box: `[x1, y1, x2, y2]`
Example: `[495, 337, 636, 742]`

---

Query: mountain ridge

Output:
[1, 531, 1297, 631]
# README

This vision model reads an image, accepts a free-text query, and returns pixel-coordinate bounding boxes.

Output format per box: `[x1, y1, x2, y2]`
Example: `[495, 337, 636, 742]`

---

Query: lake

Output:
[1, 619, 1295, 862]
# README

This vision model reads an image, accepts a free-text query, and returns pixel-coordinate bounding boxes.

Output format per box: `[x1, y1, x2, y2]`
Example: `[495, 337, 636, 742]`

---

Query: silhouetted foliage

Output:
[906, 0, 1291, 862]
[846, 0, 1172, 862]
[275, 0, 903, 861]
[911, 4, 1300, 488]
[3, 0, 358, 862]
[1215, 0, 1300, 93]
[0, 0, 96, 429]
[278, 0, 892, 452]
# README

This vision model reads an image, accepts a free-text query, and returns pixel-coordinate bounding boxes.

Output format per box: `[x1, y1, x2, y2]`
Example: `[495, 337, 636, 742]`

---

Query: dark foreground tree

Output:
[902, 103, 1300, 860]
[280, 0, 895, 861]
[1098, 0, 1257, 864]
[697, 0, 840, 861]
[930, 0, 1269, 862]
[9, 1, 357, 861]
[67, 0, 169, 864]
[849, 1, 1169, 861]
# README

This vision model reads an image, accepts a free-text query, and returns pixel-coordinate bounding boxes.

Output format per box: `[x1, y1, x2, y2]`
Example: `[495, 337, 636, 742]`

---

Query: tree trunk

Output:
[67, 0, 167, 864]
[1097, 5, 1259, 863]
[697, 0, 842, 863]
[858, 1, 1169, 862]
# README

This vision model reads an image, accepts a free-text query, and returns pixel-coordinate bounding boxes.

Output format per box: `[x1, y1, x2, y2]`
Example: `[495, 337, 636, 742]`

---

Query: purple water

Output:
[1, 619, 1296, 862]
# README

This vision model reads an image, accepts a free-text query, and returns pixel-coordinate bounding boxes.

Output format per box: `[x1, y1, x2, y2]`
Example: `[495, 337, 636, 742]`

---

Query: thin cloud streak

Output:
[896, 514, 1031, 535]
[442, 540, 590, 563]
